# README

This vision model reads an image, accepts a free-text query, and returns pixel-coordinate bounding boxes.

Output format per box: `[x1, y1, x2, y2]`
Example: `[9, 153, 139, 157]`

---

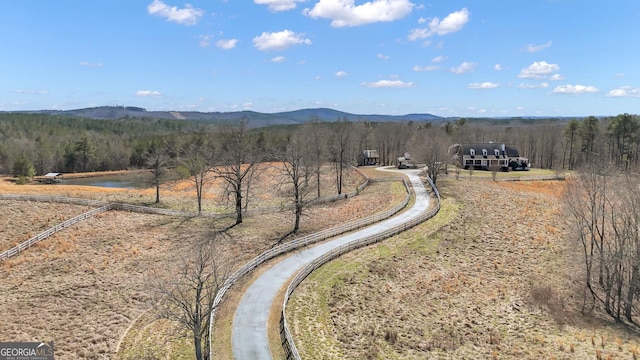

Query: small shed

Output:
[42, 172, 63, 184]
[358, 150, 380, 166]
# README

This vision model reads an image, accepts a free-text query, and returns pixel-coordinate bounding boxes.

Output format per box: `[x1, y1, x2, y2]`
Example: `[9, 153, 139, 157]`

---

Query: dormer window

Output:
[494, 149, 500, 157]
[469, 148, 475, 158]
[482, 149, 488, 157]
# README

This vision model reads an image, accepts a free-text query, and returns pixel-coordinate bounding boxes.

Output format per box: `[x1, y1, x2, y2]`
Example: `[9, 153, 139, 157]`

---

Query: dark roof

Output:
[459, 143, 520, 157]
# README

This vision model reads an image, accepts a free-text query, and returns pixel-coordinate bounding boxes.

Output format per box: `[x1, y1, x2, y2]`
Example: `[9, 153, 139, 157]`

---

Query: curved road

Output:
[232, 169, 431, 359]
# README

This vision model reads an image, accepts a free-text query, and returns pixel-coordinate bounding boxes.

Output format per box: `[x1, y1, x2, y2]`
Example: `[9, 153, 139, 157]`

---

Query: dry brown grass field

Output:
[0, 165, 408, 359]
[0, 201, 97, 252]
[288, 175, 640, 360]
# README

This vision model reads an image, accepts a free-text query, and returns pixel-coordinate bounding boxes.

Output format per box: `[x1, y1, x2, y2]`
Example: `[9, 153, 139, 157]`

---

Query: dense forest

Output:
[1, 112, 639, 178]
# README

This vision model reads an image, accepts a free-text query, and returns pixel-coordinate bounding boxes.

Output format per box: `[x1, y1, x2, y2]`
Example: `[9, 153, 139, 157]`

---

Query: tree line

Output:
[561, 113, 640, 327]
[5, 112, 639, 179]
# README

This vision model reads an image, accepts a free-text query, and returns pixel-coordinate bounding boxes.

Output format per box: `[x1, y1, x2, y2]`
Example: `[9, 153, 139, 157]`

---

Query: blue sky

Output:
[1, 1, 639, 117]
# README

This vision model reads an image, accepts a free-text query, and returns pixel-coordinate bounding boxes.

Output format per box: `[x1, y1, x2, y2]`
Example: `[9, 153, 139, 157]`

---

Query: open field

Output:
[0, 200, 97, 251]
[288, 176, 640, 359]
[0, 165, 408, 358]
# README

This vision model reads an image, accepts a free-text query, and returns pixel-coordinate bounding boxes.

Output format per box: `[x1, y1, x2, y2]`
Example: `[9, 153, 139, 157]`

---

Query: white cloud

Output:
[429, 8, 470, 35]
[494, 64, 503, 71]
[413, 65, 439, 72]
[377, 53, 390, 60]
[408, 8, 469, 41]
[15, 89, 48, 95]
[549, 73, 565, 81]
[467, 82, 498, 89]
[303, 0, 414, 27]
[217, 39, 238, 49]
[271, 56, 286, 62]
[518, 61, 560, 79]
[607, 86, 640, 97]
[450, 61, 476, 74]
[362, 80, 415, 88]
[552, 84, 599, 94]
[147, 0, 204, 26]
[432, 55, 446, 63]
[336, 71, 349, 77]
[518, 82, 549, 89]
[255, 0, 304, 12]
[615, 73, 625, 78]
[80, 61, 104, 67]
[253, 30, 311, 51]
[525, 40, 552, 53]
[136, 90, 162, 97]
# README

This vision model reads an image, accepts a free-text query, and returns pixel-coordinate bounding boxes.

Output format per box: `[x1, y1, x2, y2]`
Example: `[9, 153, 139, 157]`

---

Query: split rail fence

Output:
[0, 200, 113, 261]
[0, 166, 372, 262]
[279, 176, 441, 360]
[208, 177, 410, 359]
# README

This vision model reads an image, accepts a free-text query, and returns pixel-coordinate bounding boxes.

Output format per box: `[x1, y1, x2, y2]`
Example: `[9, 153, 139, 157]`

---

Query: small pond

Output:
[60, 173, 153, 189]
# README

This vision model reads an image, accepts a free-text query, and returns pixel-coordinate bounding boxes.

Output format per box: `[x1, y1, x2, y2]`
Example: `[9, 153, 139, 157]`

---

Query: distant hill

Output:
[20, 106, 443, 128]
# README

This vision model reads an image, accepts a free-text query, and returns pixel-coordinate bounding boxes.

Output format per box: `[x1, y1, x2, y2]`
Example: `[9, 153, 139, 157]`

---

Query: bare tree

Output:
[273, 128, 314, 240]
[303, 118, 326, 198]
[178, 134, 216, 214]
[213, 119, 259, 225]
[373, 122, 412, 166]
[565, 162, 640, 324]
[408, 125, 450, 185]
[329, 118, 351, 194]
[154, 235, 232, 360]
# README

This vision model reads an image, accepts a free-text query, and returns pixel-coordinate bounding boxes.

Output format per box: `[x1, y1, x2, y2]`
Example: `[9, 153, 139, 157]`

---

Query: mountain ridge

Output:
[12, 106, 443, 127]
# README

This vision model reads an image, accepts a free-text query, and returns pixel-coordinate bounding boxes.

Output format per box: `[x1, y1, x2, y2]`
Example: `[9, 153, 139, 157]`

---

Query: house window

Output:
[465, 160, 473, 165]
[482, 149, 488, 157]
[474, 159, 481, 165]
[469, 148, 475, 157]
[494, 149, 500, 157]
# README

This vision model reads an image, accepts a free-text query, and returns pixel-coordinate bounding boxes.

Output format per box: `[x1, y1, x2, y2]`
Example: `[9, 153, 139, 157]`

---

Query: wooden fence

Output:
[208, 177, 409, 360]
[0, 203, 114, 261]
[0, 193, 110, 207]
[1, 165, 372, 263]
[279, 176, 441, 359]
[496, 174, 566, 181]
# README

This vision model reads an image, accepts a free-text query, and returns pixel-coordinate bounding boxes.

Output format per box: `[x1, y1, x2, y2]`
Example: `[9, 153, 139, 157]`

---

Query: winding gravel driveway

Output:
[232, 169, 431, 359]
